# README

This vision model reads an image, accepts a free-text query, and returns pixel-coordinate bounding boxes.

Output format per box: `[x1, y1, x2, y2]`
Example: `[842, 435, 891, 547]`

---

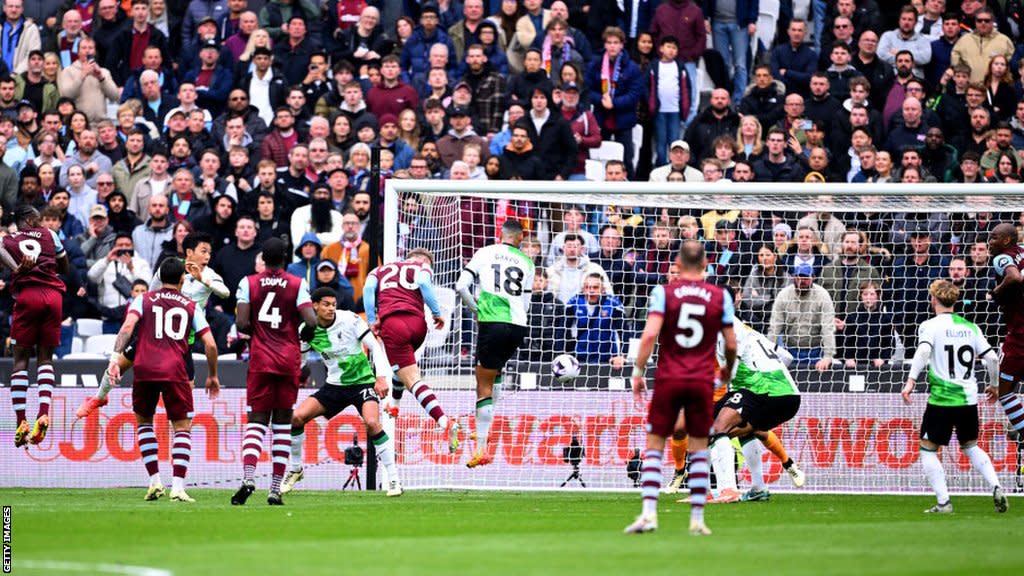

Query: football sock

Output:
[475, 397, 494, 453]
[391, 378, 405, 401]
[10, 370, 27, 423]
[290, 427, 305, 472]
[242, 422, 267, 484]
[920, 447, 949, 504]
[741, 438, 765, 491]
[411, 381, 447, 428]
[171, 430, 191, 492]
[688, 450, 710, 522]
[269, 422, 290, 493]
[36, 364, 54, 418]
[640, 448, 662, 516]
[999, 394, 1024, 433]
[762, 430, 792, 468]
[372, 430, 398, 478]
[710, 436, 737, 491]
[137, 423, 160, 483]
[670, 436, 689, 472]
[964, 445, 1000, 489]
[96, 370, 114, 401]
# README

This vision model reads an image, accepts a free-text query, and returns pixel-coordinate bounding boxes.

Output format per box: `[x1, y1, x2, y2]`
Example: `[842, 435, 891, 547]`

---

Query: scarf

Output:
[2, 19, 22, 70]
[600, 51, 622, 99]
[340, 237, 362, 278]
[542, 35, 572, 75]
[58, 33, 82, 68]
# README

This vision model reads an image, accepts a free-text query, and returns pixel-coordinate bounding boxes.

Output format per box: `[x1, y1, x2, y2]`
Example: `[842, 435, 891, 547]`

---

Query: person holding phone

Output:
[87, 232, 154, 333]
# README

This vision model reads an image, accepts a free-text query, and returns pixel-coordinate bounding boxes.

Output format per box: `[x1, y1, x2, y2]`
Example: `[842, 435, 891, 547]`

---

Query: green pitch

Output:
[1, 489, 1020, 576]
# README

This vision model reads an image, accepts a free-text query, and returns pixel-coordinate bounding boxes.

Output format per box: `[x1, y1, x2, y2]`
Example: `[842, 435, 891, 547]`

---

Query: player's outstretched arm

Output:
[201, 330, 220, 399]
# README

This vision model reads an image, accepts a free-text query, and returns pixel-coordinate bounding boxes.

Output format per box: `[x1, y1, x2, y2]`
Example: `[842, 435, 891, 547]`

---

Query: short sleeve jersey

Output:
[648, 279, 734, 382]
[3, 227, 66, 293]
[992, 244, 1024, 341]
[369, 261, 428, 320]
[916, 313, 994, 406]
[463, 243, 535, 326]
[236, 269, 312, 376]
[300, 310, 376, 387]
[717, 321, 798, 397]
[128, 289, 210, 383]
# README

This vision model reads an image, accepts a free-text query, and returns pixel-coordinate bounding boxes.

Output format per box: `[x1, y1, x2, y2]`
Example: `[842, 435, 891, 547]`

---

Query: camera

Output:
[344, 434, 364, 467]
[116, 249, 134, 258]
[626, 449, 641, 487]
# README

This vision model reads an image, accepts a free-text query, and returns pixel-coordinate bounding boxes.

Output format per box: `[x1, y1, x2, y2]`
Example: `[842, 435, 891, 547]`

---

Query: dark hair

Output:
[311, 286, 337, 303]
[131, 279, 149, 290]
[261, 237, 288, 267]
[501, 218, 524, 236]
[159, 257, 186, 285]
[183, 231, 213, 253]
[659, 35, 678, 47]
[14, 205, 38, 225]
[563, 233, 582, 245]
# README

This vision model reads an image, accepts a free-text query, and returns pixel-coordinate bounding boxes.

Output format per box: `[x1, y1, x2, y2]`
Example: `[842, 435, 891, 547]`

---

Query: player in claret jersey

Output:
[363, 247, 460, 453]
[987, 223, 1024, 440]
[107, 258, 221, 502]
[231, 238, 316, 506]
[4, 206, 69, 448]
[626, 240, 736, 536]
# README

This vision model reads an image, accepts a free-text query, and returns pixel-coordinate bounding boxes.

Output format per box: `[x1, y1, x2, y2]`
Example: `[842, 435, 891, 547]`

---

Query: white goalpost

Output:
[381, 180, 1024, 493]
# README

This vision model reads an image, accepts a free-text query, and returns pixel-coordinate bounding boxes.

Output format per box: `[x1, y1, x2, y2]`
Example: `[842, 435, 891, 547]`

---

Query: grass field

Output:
[1, 489, 1020, 576]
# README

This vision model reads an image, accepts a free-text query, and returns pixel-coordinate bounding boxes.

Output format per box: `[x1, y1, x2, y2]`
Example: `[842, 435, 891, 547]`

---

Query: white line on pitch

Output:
[19, 560, 173, 576]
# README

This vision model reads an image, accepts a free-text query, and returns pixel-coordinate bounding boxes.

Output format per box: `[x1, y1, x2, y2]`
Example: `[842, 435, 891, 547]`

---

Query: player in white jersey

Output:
[282, 287, 403, 496]
[455, 220, 534, 468]
[77, 232, 230, 418]
[902, 280, 1007, 514]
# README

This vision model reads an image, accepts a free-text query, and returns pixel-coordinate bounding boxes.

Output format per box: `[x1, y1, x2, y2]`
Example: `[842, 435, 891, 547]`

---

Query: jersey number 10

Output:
[153, 306, 188, 340]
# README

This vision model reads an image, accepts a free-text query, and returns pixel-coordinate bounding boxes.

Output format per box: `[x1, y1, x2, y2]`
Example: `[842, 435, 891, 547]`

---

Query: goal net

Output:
[381, 180, 1024, 494]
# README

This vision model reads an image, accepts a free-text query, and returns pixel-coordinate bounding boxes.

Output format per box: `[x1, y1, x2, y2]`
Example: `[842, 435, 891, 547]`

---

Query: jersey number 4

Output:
[258, 292, 283, 329]
[675, 303, 706, 348]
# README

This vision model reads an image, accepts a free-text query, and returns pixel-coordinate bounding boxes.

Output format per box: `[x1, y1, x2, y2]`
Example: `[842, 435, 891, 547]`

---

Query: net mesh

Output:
[382, 181, 1024, 493]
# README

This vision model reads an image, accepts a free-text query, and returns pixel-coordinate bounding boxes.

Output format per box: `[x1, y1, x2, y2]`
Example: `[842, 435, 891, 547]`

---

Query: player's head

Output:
[261, 237, 288, 269]
[182, 232, 213, 266]
[13, 205, 39, 228]
[159, 256, 186, 288]
[928, 279, 960, 309]
[406, 247, 434, 267]
[311, 286, 337, 323]
[989, 222, 1017, 254]
[500, 219, 525, 246]
[676, 239, 706, 274]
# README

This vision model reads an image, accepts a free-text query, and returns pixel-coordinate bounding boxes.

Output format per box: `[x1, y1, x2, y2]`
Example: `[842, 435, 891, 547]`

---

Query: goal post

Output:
[381, 180, 1024, 493]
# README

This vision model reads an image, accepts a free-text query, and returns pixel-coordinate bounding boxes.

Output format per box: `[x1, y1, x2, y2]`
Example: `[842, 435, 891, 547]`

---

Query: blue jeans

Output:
[683, 61, 699, 124]
[813, 0, 827, 53]
[568, 174, 588, 181]
[713, 21, 750, 104]
[56, 324, 74, 358]
[791, 347, 824, 366]
[654, 111, 681, 166]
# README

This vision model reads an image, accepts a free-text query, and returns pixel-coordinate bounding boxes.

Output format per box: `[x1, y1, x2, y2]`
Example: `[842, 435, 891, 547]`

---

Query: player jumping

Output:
[107, 258, 221, 502]
[231, 238, 316, 506]
[282, 287, 403, 496]
[77, 232, 229, 418]
[902, 279, 1007, 514]
[987, 223, 1024, 442]
[363, 247, 460, 452]
[6, 206, 69, 448]
[455, 220, 534, 468]
[626, 240, 736, 536]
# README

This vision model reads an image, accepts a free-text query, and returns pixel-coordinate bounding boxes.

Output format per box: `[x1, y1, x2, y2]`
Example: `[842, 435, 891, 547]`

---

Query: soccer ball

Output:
[551, 354, 581, 384]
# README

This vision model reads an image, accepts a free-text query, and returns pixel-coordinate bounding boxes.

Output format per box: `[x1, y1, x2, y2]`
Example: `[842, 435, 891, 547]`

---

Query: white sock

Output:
[710, 436, 737, 491]
[920, 449, 949, 504]
[964, 445, 1000, 489]
[149, 473, 161, 486]
[96, 370, 114, 401]
[171, 476, 184, 492]
[290, 429, 304, 472]
[475, 398, 494, 453]
[437, 414, 449, 430]
[373, 431, 398, 479]
[742, 440, 765, 491]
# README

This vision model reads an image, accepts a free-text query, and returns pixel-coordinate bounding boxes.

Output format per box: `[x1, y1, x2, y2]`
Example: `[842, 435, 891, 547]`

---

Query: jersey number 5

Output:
[258, 292, 283, 329]
[675, 303, 706, 348]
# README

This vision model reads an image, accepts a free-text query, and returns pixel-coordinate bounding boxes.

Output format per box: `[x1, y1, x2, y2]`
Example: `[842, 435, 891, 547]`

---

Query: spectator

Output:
[926, 13, 962, 89]
[289, 184, 343, 248]
[64, 164, 97, 229]
[111, 129, 151, 198]
[108, 0, 171, 85]
[852, 29, 895, 109]
[741, 244, 792, 333]
[49, 10, 87, 68]
[258, 0, 319, 42]
[87, 231, 153, 333]
[191, 193, 238, 253]
[58, 36, 119, 125]
[131, 191, 174, 268]
[508, 0, 549, 72]
[753, 127, 807, 182]
[891, 222, 947, 349]
[768, 262, 837, 370]
[819, 230, 882, 322]
[649, 139, 703, 182]
[524, 87, 576, 181]
[559, 81, 600, 180]
[586, 27, 644, 177]
[739, 65, 785, 134]
[400, 4, 454, 82]
[649, 36, 691, 166]
[498, 121, 544, 180]
[366, 54, 419, 118]
[804, 72, 842, 128]
[565, 272, 625, 366]
[840, 280, 894, 367]
[436, 105, 487, 169]
[77, 204, 117, 267]
[651, 0, 705, 123]
[320, 210, 372, 303]
[951, 7, 1014, 84]
[461, 44, 506, 136]
[771, 19, 817, 96]
[885, 96, 928, 154]
[781, 224, 829, 276]
[705, 220, 741, 284]
[684, 88, 740, 164]
[547, 233, 612, 303]
[273, 16, 321, 87]
[182, 39, 233, 115]
[797, 211, 847, 258]
[507, 47, 553, 107]
[825, 43, 864, 102]
[877, 5, 932, 77]
[520, 267, 569, 362]
[210, 214, 260, 313]
[287, 231, 321, 284]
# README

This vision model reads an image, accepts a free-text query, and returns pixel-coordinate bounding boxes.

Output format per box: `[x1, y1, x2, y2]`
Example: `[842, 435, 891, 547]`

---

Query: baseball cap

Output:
[90, 205, 108, 219]
[200, 39, 219, 51]
[908, 221, 931, 238]
[670, 140, 690, 151]
[163, 107, 186, 125]
[561, 81, 580, 92]
[316, 260, 338, 272]
[16, 99, 34, 111]
[197, 16, 217, 27]
[453, 81, 471, 92]
[449, 105, 470, 117]
[792, 262, 814, 277]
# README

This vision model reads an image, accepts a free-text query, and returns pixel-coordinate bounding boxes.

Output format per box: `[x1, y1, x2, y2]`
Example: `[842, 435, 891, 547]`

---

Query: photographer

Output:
[87, 233, 153, 333]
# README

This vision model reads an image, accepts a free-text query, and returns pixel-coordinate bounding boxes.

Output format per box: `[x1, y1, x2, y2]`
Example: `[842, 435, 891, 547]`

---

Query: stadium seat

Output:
[62, 352, 107, 360]
[589, 141, 624, 163]
[75, 318, 104, 338]
[83, 334, 118, 356]
[70, 337, 84, 354]
[584, 159, 605, 182]
[219, 353, 237, 361]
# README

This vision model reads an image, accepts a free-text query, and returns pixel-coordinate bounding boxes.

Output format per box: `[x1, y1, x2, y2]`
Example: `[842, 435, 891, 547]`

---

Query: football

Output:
[551, 354, 581, 384]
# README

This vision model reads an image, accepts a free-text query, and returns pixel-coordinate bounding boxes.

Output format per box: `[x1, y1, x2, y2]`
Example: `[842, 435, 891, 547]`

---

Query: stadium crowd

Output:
[0, 0, 1018, 363]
